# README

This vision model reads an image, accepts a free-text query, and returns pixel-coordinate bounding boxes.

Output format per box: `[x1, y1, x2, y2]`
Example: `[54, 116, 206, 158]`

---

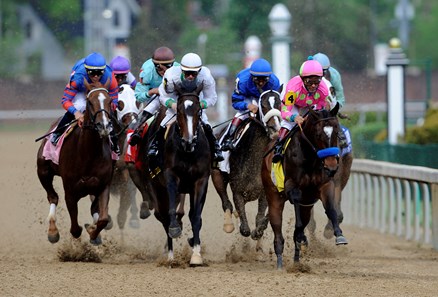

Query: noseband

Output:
[300, 116, 340, 177]
[84, 87, 113, 131]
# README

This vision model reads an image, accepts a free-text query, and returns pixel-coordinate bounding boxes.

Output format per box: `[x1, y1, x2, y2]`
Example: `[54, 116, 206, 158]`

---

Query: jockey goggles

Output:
[154, 62, 174, 70]
[87, 69, 104, 77]
[252, 75, 270, 84]
[115, 73, 127, 80]
[183, 70, 199, 78]
[303, 77, 322, 86]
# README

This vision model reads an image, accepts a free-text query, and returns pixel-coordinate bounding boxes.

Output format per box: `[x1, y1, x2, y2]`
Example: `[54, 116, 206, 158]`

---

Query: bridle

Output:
[176, 92, 202, 152]
[299, 114, 340, 177]
[84, 87, 113, 132]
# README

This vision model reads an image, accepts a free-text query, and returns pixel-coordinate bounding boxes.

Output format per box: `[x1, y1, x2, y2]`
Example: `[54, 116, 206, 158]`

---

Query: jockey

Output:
[129, 47, 179, 146]
[313, 52, 348, 148]
[271, 56, 331, 163]
[220, 58, 281, 151]
[50, 52, 120, 154]
[313, 52, 346, 109]
[110, 56, 137, 88]
[147, 52, 224, 163]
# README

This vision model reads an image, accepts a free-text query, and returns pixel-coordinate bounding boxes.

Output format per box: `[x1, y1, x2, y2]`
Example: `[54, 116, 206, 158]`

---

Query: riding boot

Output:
[202, 123, 224, 162]
[147, 125, 166, 157]
[129, 111, 153, 146]
[221, 117, 242, 151]
[272, 127, 290, 163]
[338, 128, 348, 149]
[110, 131, 121, 156]
[51, 112, 75, 145]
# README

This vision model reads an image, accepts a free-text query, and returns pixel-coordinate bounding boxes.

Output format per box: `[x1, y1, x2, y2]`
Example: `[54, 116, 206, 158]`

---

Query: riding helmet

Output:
[84, 52, 106, 70]
[180, 53, 202, 72]
[299, 56, 323, 77]
[313, 53, 331, 70]
[152, 47, 175, 64]
[249, 59, 272, 76]
[110, 56, 131, 74]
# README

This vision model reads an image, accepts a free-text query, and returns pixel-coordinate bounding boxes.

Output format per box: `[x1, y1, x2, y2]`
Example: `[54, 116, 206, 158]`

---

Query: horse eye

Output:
[117, 101, 124, 111]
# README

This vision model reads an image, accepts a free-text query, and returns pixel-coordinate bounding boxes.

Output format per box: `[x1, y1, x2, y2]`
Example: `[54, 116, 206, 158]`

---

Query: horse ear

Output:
[195, 82, 204, 95]
[277, 84, 284, 94]
[330, 102, 340, 116]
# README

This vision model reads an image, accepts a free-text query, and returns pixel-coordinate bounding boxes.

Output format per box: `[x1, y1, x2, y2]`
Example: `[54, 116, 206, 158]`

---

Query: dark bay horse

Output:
[138, 83, 210, 265]
[261, 103, 348, 268]
[37, 80, 115, 245]
[211, 88, 282, 240]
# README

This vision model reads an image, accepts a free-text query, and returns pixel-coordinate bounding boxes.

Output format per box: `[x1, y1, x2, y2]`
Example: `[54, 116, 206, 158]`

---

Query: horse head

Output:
[258, 85, 282, 139]
[84, 78, 113, 138]
[303, 102, 341, 177]
[116, 84, 140, 130]
[174, 82, 203, 152]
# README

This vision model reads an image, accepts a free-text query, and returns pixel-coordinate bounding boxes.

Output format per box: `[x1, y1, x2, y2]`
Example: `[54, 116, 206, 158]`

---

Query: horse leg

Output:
[188, 178, 208, 266]
[176, 193, 185, 230]
[267, 191, 286, 270]
[233, 194, 251, 237]
[37, 159, 60, 243]
[211, 168, 234, 233]
[167, 175, 182, 239]
[116, 178, 131, 230]
[307, 208, 317, 235]
[320, 183, 348, 245]
[64, 193, 83, 239]
[251, 195, 269, 240]
[86, 187, 110, 245]
[90, 195, 112, 230]
[323, 185, 342, 239]
[127, 178, 140, 229]
[128, 163, 152, 219]
[292, 203, 312, 262]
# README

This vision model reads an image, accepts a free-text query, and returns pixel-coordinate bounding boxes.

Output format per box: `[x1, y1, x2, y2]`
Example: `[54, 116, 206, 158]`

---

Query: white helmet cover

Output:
[180, 53, 202, 72]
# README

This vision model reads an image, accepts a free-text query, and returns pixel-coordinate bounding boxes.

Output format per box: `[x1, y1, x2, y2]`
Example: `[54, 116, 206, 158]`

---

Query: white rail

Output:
[343, 159, 438, 250]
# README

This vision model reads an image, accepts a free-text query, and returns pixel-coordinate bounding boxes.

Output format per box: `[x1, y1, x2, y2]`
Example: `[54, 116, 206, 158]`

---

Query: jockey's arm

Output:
[158, 78, 177, 111]
[199, 78, 217, 109]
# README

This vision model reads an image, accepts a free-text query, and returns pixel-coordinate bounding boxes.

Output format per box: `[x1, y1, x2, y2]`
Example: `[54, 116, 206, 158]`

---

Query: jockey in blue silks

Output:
[51, 52, 120, 154]
[221, 58, 281, 151]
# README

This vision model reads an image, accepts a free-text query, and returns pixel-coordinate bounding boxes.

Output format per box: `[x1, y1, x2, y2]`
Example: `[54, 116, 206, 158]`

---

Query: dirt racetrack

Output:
[1, 123, 437, 297]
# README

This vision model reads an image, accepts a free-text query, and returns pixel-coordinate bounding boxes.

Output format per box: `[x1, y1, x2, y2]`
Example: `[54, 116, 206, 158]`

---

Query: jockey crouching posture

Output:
[129, 47, 179, 146]
[50, 52, 120, 155]
[220, 58, 281, 151]
[272, 56, 335, 163]
[147, 52, 224, 163]
[110, 55, 137, 89]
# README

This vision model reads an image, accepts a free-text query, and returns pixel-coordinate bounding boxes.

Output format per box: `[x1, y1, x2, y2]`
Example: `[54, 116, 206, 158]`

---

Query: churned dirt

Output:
[0, 124, 437, 297]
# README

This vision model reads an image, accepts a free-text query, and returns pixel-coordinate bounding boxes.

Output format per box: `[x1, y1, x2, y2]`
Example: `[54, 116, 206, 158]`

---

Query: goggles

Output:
[115, 73, 127, 80]
[87, 69, 104, 77]
[183, 70, 199, 78]
[303, 77, 322, 86]
[252, 76, 270, 84]
[154, 62, 174, 70]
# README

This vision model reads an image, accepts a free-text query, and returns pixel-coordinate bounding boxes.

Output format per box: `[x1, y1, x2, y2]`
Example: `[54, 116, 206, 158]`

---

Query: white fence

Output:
[343, 159, 438, 250]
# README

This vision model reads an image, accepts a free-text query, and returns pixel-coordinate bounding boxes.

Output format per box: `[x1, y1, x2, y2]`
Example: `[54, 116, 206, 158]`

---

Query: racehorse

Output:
[137, 82, 210, 265]
[261, 103, 348, 268]
[37, 80, 115, 245]
[211, 88, 282, 239]
[111, 84, 141, 230]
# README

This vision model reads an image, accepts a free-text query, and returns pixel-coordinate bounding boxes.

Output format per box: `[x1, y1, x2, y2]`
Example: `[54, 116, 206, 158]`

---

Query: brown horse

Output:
[211, 88, 282, 239]
[37, 80, 115, 245]
[261, 103, 348, 268]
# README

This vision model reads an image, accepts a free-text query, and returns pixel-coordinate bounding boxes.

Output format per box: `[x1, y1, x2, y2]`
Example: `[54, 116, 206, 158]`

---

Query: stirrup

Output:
[221, 139, 235, 151]
[129, 132, 141, 146]
[147, 143, 159, 157]
[272, 143, 283, 163]
[214, 150, 224, 162]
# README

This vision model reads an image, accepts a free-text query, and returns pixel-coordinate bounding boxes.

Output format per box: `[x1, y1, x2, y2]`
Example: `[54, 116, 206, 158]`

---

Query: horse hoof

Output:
[48, 232, 60, 244]
[105, 215, 113, 230]
[335, 235, 348, 245]
[129, 218, 140, 229]
[140, 208, 151, 220]
[190, 253, 203, 266]
[239, 225, 251, 237]
[168, 226, 182, 239]
[323, 226, 334, 239]
[223, 223, 234, 233]
[90, 235, 102, 246]
[250, 230, 263, 241]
